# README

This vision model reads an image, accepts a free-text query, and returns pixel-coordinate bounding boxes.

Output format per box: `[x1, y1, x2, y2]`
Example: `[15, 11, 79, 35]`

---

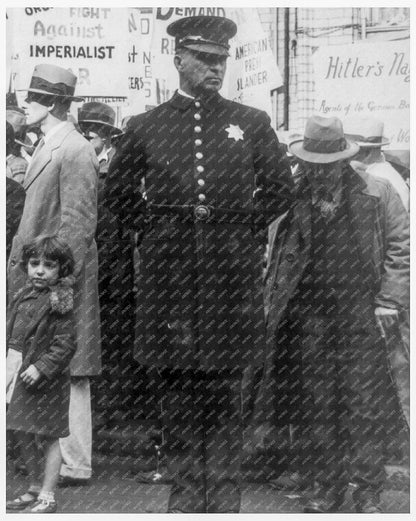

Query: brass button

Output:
[194, 126, 202, 133]
[196, 165, 204, 173]
[198, 194, 206, 202]
[197, 179, 205, 186]
[194, 113, 201, 121]
[195, 101, 201, 108]
[195, 139, 202, 146]
[196, 152, 203, 159]
[286, 253, 295, 263]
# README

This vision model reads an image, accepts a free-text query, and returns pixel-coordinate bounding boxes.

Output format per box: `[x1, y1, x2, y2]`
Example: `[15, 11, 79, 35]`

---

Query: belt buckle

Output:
[193, 204, 211, 221]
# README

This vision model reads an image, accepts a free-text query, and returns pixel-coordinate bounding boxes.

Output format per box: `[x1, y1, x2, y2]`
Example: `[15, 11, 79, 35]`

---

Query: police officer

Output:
[105, 15, 294, 513]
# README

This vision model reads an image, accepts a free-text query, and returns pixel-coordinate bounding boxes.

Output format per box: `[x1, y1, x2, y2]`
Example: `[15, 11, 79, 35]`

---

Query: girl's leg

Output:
[14, 431, 42, 498]
[39, 436, 62, 496]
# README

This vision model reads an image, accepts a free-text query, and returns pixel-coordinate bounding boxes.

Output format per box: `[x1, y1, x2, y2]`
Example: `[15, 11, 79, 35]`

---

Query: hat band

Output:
[303, 136, 347, 154]
[346, 133, 384, 144]
[29, 76, 75, 97]
[79, 112, 115, 126]
[178, 37, 230, 50]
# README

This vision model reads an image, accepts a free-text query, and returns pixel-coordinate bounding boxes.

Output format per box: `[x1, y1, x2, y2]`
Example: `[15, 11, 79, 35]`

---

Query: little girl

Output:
[6, 236, 76, 514]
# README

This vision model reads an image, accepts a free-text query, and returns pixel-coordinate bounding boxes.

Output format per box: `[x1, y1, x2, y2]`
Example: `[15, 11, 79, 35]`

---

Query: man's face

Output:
[23, 93, 51, 126]
[82, 124, 107, 155]
[306, 162, 341, 185]
[176, 49, 227, 96]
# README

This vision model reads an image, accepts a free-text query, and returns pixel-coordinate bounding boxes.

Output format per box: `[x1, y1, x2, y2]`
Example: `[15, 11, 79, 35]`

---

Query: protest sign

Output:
[313, 39, 409, 150]
[7, 7, 128, 99]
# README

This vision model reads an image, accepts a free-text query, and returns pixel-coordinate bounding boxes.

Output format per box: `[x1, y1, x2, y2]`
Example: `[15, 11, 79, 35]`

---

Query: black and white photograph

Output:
[4, 2, 411, 516]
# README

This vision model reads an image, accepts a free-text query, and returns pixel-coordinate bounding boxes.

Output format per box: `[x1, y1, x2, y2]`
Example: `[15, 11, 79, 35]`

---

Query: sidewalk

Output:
[6, 455, 410, 514]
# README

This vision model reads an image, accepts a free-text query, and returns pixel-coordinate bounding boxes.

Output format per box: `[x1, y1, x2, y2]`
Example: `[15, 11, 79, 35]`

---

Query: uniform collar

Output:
[169, 90, 224, 112]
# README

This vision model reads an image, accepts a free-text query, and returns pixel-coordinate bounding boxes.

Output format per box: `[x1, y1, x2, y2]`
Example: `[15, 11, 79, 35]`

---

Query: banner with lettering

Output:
[124, 7, 282, 118]
[7, 7, 128, 99]
[312, 39, 409, 150]
[225, 8, 283, 115]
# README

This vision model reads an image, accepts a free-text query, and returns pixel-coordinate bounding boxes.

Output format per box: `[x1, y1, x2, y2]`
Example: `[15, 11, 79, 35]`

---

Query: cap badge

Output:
[225, 124, 244, 142]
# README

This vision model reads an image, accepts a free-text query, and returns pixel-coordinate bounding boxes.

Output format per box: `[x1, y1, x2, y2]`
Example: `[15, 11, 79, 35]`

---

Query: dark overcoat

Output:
[7, 280, 76, 438]
[106, 91, 294, 370]
[259, 167, 410, 425]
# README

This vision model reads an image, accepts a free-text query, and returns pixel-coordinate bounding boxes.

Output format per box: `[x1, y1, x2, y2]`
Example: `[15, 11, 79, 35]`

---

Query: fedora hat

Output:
[167, 16, 237, 56]
[344, 116, 390, 148]
[289, 115, 359, 164]
[6, 105, 33, 149]
[22, 64, 84, 102]
[78, 102, 121, 134]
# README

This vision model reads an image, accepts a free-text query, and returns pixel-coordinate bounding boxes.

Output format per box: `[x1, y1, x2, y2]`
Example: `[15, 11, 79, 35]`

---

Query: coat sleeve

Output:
[33, 311, 77, 379]
[252, 111, 295, 227]
[104, 117, 147, 232]
[58, 137, 98, 277]
[375, 182, 410, 310]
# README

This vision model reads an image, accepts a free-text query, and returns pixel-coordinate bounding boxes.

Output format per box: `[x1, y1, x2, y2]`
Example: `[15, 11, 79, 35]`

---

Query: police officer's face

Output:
[175, 49, 227, 96]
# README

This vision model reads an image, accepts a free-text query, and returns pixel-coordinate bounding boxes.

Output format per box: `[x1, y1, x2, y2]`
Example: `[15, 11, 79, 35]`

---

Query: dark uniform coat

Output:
[7, 280, 76, 438]
[106, 91, 294, 371]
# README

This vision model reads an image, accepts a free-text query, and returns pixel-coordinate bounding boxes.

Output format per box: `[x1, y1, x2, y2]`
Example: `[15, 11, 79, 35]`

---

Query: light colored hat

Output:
[288, 115, 359, 164]
[344, 116, 390, 148]
[22, 64, 84, 102]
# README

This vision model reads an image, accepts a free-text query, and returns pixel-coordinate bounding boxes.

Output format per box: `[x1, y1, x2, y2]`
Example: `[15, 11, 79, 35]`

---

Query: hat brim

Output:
[18, 87, 84, 103]
[79, 119, 122, 134]
[288, 139, 359, 164]
[182, 43, 229, 56]
[353, 137, 390, 148]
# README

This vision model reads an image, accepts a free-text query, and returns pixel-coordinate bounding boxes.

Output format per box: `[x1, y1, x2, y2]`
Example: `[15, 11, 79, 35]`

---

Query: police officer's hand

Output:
[20, 364, 41, 386]
[374, 306, 399, 337]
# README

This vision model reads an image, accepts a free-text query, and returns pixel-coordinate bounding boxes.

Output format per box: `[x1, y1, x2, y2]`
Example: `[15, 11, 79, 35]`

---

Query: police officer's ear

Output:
[174, 53, 184, 72]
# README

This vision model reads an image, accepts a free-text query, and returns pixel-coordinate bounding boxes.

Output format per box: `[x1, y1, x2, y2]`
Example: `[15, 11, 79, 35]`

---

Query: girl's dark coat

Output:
[7, 279, 76, 438]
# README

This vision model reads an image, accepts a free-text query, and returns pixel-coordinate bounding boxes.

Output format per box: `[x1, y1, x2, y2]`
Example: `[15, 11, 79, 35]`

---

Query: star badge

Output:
[225, 124, 244, 142]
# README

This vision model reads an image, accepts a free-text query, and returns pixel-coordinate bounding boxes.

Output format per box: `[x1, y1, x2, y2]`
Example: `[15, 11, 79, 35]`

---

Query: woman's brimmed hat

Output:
[6, 106, 33, 149]
[20, 64, 84, 102]
[344, 116, 390, 148]
[78, 102, 121, 135]
[288, 115, 359, 164]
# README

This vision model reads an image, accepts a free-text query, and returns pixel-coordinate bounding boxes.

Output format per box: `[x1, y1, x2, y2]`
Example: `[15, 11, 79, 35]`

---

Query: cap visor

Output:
[183, 43, 229, 56]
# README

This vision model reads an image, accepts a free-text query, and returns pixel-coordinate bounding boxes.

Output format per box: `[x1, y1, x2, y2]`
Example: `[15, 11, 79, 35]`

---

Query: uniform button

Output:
[194, 113, 201, 121]
[196, 152, 203, 159]
[10, 259, 16, 266]
[195, 101, 201, 108]
[198, 179, 205, 186]
[194, 126, 202, 133]
[196, 165, 204, 173]
[286, 253, 295, 262]
[198, 194, 206, 202]
[195, 139, 202, 146]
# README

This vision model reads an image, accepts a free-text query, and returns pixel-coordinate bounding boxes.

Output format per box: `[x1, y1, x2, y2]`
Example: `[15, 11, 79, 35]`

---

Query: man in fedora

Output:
[345, 115, 409, 211]
[105, 15, 294, 512]
[7, 64, 101, 504]
[263, 115, 409, 512]
[6, 106, 31, 184]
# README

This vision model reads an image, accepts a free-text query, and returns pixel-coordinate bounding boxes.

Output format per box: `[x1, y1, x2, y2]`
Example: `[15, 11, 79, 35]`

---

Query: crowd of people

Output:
[5, 15, 409, 514]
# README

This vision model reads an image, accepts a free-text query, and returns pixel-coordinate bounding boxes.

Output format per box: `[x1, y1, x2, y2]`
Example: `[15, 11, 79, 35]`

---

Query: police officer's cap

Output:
[167, 16, 237, 56]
